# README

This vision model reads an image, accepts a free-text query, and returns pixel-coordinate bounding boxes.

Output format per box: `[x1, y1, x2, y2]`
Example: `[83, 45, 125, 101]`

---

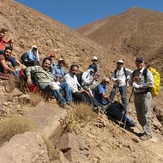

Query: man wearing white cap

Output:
[109, 60, 133, 110]
[87, 56, 99, 73]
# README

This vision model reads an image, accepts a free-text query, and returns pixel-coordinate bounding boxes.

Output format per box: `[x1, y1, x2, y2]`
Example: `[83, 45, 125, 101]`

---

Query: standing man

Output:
[109, 60, 133, 109]
[129, 57, 153, 140]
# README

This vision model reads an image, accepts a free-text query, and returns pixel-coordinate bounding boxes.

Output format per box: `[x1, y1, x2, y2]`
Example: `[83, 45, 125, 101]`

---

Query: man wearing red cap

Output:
[129, 57, 154, 140]
[49, 53, 56, 70]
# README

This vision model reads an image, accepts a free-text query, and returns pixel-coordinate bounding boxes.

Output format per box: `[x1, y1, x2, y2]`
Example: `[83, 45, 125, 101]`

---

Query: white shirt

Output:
[81, 70, 94, 86]
[112, 67, 133, 87]
[64, 72, 81, 93]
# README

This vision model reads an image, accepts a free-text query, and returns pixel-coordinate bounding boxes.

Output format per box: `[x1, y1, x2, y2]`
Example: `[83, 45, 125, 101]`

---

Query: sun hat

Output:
[92, 56, 98, 61]
[117, 60, 124, 64]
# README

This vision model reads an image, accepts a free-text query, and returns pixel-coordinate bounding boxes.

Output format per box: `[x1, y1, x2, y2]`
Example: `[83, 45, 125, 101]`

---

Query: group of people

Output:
[0, 28, 154, 141]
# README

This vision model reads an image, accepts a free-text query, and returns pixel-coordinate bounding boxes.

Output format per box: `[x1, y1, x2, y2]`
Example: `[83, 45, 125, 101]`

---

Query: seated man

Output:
[81, 68, 99, 94]
[0, 46, 18, 79]
[64, 64, 99, 107]
[26, 57, 72, 108]
[22, 45, 40, 67]
[52, 58, 67, 83]
[94, 76, 135, 128]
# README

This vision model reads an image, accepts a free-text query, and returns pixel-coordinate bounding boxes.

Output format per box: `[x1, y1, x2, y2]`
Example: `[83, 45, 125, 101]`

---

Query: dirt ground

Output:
[76, 104, 163, 163]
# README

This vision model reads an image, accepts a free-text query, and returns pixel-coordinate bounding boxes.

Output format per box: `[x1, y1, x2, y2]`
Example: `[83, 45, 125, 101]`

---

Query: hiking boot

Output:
[139, 134, 152, 141]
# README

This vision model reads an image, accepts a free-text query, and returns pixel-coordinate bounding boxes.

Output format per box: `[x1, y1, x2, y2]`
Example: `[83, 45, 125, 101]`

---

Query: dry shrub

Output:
[72, 103, 98, 123]
[0, 116, 35, 146]
[29, 92, 44, 107]
[43, 136, 60, 161]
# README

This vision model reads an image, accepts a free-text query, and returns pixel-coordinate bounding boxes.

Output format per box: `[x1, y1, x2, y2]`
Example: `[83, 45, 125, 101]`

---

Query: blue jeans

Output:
[41, 82, 72, 105]
[59, 82, 72, 104]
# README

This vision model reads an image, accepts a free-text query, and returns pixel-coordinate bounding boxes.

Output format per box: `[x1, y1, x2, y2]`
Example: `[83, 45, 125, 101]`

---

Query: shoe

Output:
[126, 119, 136, 128]
[61, 103, 69, 109]
[139, 134, 152, 141]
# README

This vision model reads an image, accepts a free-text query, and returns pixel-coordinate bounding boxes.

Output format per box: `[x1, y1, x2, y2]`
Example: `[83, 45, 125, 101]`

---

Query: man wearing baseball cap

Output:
[109, 59, 133, 109]
[129, 57, 154, 140]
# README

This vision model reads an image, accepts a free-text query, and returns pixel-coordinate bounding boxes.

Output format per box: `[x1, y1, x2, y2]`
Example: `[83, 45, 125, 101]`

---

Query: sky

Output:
[15, 0, 163, 29]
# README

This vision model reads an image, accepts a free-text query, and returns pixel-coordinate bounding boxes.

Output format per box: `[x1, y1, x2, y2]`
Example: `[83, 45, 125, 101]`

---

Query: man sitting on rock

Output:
[94, 76, 135, 128]
[0, 46, 19, 79]
[26, 57, 72, 108]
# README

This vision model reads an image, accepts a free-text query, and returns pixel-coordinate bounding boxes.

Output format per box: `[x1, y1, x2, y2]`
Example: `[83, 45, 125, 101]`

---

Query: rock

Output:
[56, 133, 75, 152]
[0, 132, 49, 163]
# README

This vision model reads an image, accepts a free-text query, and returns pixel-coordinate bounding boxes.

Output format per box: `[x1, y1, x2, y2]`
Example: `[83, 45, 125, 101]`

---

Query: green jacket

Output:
[26, 66, 53, 88]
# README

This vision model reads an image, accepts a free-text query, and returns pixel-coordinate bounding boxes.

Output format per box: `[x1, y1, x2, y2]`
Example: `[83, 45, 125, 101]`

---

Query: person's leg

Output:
[59, 82, 72, 104]
[119, 86, 128, 109]
[142, 92, 152, 137]
[9, 56, 17, 67]
[134, 94, 146, 127]
[42, 85, 66, 105]
[109, 86, 118, 101]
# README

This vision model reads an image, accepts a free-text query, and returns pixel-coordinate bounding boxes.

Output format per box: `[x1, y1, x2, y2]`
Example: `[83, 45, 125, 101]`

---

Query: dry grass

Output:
[29, 92, 44, 107]
[43, 136, 60, 161]
[65, 103, 98, 132]
[72, 103, 98, 122]
[0, 116, 35, 146]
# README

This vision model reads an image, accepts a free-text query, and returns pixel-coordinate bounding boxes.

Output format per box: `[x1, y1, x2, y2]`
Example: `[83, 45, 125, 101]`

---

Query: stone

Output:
[0, 132, 49, 163]
[56, 133, 76, 152]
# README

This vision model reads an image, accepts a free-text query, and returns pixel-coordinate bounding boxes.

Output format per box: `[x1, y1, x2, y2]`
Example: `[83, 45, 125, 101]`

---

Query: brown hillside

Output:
[76, 8, 163, 84]
[0, 0, 131, 77]
[0, 1, 163, 163]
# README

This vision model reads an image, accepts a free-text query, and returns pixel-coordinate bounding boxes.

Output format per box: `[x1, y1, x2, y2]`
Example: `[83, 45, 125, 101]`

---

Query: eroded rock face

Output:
[0, 132, 49, 163]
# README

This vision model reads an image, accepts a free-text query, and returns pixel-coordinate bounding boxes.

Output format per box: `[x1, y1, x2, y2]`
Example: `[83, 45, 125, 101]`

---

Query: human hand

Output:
[132, 82, 141, 88]
[27, 77, 32, 85]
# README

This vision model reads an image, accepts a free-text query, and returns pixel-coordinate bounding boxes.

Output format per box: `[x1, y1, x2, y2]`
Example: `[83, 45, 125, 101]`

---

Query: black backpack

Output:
[20, 52, 28, 63]
[76, 72, 83, 85]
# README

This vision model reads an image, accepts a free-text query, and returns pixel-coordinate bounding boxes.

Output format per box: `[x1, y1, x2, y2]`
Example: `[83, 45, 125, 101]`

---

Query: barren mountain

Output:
[76, 7, 163, 84]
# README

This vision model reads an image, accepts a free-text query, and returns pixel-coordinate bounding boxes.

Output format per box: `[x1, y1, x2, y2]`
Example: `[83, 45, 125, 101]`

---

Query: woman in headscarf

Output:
[23, 45, 40, 67]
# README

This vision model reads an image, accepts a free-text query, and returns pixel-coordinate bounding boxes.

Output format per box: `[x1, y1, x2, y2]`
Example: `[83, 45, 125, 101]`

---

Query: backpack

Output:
[114, 67, 127, 78]
[133, 67, 160, 97]
[76, 72, 83, 85]
[20, 52, 28, 63]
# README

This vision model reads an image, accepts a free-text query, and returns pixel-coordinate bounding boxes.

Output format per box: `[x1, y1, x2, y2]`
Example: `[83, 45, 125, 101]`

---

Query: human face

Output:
[4, 49, 12, 59]
[42, 59, 51, 71]
[135, 61, 144, 70]
[70, 66, 78, 75]
[0, 33, 5, 40]
[116, 62, 123, 69]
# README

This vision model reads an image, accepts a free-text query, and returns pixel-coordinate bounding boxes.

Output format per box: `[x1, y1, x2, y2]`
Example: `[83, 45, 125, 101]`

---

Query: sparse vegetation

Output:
[29, 92, 44, 107]
[43, 136, 60, 161]
[0, 116, 35, 146]
[65, 103, 98, 132]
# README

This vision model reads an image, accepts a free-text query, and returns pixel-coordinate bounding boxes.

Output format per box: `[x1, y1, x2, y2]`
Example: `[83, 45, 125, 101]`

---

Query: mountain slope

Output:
[76, 8, 163, 84]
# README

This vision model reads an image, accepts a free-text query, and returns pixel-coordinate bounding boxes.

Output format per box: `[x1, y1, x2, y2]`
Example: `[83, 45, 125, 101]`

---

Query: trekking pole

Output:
[135, 124, 144, 133]
[123, 116, 127, 128]
[119, 113, 124, 126]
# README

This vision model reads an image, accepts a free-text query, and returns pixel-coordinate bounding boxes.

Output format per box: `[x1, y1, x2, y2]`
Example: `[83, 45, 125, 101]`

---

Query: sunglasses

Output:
[104, 81, 109, 84]
[136, 61, 143, 64]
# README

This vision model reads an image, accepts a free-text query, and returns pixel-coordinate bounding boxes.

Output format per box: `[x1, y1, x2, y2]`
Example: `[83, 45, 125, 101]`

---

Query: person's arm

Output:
[0, 59, 15, 73]
[25, 66, 39, 85]
[101, 92, 112, 103]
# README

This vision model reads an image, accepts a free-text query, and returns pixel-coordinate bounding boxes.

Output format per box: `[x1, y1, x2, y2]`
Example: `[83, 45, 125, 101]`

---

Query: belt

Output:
[134, 91, 150, 94]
